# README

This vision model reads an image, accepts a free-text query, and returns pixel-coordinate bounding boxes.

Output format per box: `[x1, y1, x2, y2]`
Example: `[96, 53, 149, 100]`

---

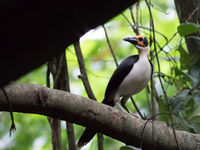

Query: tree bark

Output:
[47, 53, 64, 150]
[1, 83, 200, 150]
[174, 0, 200, 57]
[48, 52, 77, 150]
[64, 58, 77, 150]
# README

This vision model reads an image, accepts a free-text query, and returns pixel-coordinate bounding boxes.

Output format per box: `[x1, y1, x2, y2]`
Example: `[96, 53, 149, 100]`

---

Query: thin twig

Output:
[130, 98, 145, 119]
[64, 51, 77, 150]
[74, 42, 96, 100]
[1, 87, 16, 136]
[135, 1, 140, 35]
[66, 122, 77, 150]
[129, 6, 136, 24]
[157, 32, 178, 54]
[97, 133, 104, 150]
[140, 112, 170, 148]
[149, 49, 155, 118]
[121, 13, 168, 42]
[102, 24, 118, 67]
[74, 42, 104, 150]
[48, 52, 77, 150]
[145, 0, 181, 149]
[146, 85, 152, 115]
[185, 6, 200, 23]
[121, 12, 137, 34]
[128, 7, 140, 35]
[47, 55, 63, 150]
[53, 54, 65, 89]
[46, 62, 51, 88]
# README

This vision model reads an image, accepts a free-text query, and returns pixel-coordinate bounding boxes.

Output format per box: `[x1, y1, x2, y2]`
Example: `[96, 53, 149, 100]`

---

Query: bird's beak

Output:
[123, 37, 137, 45]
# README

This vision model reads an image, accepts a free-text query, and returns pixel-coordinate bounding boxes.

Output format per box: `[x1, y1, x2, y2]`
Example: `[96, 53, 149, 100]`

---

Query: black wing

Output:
[103, 55, 139, 103]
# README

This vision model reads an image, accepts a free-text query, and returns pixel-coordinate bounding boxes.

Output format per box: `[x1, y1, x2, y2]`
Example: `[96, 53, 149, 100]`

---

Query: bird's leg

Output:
[121, 96, 138, 118]
[115, 102, 126, 113]
[121, 97, 139, 118]
[121, 96, 131, 113]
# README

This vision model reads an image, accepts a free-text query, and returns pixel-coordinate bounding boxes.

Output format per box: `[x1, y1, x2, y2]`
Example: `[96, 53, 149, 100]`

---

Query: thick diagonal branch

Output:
[0, 83, 200, 150]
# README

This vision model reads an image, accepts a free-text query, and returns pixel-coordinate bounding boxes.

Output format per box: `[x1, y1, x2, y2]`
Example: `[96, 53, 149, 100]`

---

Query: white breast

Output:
[117, 56, 151, 97]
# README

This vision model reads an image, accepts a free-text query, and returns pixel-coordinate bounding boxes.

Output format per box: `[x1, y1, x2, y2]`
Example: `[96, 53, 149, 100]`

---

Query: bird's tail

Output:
[77, 127, 97, 148]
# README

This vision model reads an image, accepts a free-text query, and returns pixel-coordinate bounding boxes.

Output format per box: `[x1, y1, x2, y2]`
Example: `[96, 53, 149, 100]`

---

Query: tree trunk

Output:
[174, 0, 200, 57]
[48, 52, 77, 150]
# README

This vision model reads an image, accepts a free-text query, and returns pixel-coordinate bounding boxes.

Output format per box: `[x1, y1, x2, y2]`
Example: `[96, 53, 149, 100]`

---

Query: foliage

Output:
[178, 23, 200, 36]
[1, 0, 200, 150]
[158, 26, 200, 134]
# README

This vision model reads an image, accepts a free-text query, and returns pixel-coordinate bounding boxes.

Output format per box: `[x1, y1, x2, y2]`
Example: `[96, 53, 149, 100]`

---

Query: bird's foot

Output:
[129, 112, 139, 118]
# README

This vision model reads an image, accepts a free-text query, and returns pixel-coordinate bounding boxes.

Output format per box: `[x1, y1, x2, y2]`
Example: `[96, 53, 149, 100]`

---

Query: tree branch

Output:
[0, 83, 200, 150]
[74, 41, 103, 150]
[1, 87, 16, 136]
[48, 51, 77, 150]
[65, 52, 77, 150]
[74, 42, 96, 99]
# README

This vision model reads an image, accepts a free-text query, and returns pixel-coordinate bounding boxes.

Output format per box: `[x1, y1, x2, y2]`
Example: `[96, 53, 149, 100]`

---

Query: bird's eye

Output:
[138, 37, 143, 41]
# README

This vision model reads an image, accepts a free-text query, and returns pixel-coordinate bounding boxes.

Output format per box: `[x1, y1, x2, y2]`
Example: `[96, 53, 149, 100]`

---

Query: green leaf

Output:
[190, 116, 200, 127]
[174, 68, 185, 76]
[177, 114, 196, 133]
[174, 78, 185, 91]
[174, 67, 198, 84]
[170, 89, 190, 113]
[177, 23, 200, 36]
[185, 98, 195, 115]
[157, 96, 170, 122]
[178, 44, 191, 70]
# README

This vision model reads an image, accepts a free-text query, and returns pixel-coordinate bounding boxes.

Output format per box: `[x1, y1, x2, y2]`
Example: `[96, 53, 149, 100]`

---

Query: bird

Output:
[77, 35, 153, 148]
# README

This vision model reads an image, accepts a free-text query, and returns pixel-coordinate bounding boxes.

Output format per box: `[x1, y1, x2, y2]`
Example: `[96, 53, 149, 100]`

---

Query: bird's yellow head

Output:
[123, 35, 149, 50]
